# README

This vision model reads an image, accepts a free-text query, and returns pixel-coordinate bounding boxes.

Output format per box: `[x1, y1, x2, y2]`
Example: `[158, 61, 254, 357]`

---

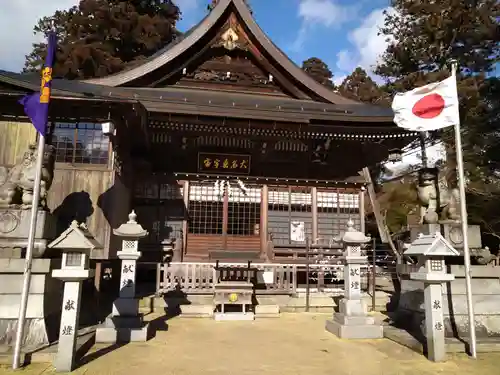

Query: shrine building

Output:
[0, 0, 415, 292]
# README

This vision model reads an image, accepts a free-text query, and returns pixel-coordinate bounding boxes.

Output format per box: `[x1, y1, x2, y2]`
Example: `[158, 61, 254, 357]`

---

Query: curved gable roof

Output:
[84, 0, 357, 105]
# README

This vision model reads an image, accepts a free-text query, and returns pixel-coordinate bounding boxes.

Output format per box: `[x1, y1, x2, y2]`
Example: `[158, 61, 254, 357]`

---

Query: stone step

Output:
[139, 292, 391, 315]
[383, 325, 500, 354]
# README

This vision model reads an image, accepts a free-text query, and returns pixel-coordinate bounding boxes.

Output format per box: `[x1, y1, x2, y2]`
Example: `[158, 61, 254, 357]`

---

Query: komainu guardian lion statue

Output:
[417, 167, 460, 224]
[0, 143, 55, 209]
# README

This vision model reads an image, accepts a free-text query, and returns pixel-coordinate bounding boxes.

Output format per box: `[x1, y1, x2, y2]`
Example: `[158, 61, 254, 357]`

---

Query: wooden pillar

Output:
[222, 188, 229, 249]
[311, 187, 322, 289]
[311, 187, 318, 244]
[361, 167, 388, 243]
[182, 180, 190, 256]
[260, 185, 269, 258]
[359, 188, 366, 233]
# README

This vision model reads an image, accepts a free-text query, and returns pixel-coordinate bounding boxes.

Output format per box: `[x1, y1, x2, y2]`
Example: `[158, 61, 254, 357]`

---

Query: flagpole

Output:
[12, 27, 56, 369]
[450, 60, 477, 358]
[12, 134, 46, 369]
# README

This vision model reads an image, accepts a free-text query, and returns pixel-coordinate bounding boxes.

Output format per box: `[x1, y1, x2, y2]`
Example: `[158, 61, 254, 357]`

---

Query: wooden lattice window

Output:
[51, 122, 110, 165]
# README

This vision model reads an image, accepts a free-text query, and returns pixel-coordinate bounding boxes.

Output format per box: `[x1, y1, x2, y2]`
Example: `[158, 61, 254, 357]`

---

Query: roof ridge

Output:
[74, 0, 359, 105]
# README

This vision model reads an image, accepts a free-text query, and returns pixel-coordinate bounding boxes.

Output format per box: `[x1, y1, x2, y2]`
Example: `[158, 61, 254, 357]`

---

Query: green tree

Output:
[376, 0, 500, 242]
[24, 0, 181, 79]
[301, 57, 335, 90]
[338, 67, 388, 105]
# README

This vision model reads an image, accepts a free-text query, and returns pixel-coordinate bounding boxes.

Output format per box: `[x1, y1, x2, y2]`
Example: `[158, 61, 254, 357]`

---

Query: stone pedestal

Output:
[0, 209, 56, 258]
[0, 209, 61, 350]
[53, 280, 84, 372]
[48, 220, 99, 372]
[325, 221, 383, 339]
[402, 231, 460, 362]
[96, 211, 149, 343]
[396, 265, 500, 339]
[0, 258, 63, 349]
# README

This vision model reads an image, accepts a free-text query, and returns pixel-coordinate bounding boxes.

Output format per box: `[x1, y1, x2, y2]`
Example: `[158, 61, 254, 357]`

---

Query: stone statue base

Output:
[0, 208, 56, 258]
[0, 258, 63, 349]
[325, 298, 383, 339]
[395, 265, 500, 339]
[409, 223, 482, 252]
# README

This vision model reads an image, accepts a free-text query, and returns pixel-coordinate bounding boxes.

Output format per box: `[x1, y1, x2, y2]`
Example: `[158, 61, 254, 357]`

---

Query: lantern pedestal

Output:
[48, 221, 100, 373]
[404, 232, 460, 362]
[95, 211, 150, 343]
[326, 221, 383, 339]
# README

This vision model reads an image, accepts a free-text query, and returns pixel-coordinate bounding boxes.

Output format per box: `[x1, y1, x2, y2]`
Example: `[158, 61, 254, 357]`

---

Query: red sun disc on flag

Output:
[412, 93, 445, 119]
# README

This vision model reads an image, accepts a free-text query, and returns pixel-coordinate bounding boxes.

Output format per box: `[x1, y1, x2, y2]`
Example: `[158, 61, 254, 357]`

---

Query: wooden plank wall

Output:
[0, 120, 37, 166]
[47, 165, 113, 258]
[0, 121, 120, 258]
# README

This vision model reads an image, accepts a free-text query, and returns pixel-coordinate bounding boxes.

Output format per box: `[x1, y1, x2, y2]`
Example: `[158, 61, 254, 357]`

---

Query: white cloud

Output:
[332, 74, 346, 86]
[297, 0, 357, 28]
[0, 1, 78, 72]
[335, 7, 394, 75]
[291, 0, 359, 52]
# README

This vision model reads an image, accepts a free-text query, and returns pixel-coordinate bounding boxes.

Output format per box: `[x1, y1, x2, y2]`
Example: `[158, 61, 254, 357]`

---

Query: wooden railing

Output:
[157, 262, 371, 296]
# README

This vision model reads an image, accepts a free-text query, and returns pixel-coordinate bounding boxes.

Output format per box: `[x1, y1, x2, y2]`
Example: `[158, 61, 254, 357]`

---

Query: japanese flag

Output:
[392, 75, 460, 131]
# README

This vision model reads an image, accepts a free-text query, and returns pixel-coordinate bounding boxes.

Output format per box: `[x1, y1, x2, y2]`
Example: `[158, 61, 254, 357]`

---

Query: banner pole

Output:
[451, 60, 477, 358]
[12, 134, 46, 369]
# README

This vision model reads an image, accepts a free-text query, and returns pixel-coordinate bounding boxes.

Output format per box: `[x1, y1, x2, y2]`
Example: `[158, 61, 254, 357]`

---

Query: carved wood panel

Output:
[176, 47, 284, 93]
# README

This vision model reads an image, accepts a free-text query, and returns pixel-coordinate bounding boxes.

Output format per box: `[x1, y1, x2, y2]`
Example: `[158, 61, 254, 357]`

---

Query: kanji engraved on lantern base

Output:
[325, 221, 383, 339]
[404, 232, 460, 362]
[48, 220, 99, 372]
[95, 211, 150, 343]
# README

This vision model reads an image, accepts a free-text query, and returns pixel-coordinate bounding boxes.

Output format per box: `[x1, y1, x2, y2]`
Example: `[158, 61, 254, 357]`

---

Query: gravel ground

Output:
[0, 313, 499, 375]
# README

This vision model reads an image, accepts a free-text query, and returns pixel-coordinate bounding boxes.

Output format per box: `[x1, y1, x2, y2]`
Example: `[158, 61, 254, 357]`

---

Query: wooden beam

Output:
[359, 189, 366, 233]
[361, 167, 388, 243]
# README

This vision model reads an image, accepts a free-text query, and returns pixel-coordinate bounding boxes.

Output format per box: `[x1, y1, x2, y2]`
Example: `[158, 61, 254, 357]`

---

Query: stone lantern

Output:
[96, 211, 149, 343]
[48, 221, 101, 372]
[325, 220, 383, 339]
[404, 232, 460, 362]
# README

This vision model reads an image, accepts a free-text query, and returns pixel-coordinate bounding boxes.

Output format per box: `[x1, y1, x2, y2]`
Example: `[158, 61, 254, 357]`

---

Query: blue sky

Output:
[0, 0, 394, 79]
[176, 0, 394, 84]
[0, 0, 496, 79]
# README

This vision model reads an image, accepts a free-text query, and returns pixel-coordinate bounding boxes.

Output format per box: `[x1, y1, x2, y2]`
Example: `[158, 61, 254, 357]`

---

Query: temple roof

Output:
[0, 70, 396, 125]
[83, 0, 357, 105]
[0, 0, 404, 127]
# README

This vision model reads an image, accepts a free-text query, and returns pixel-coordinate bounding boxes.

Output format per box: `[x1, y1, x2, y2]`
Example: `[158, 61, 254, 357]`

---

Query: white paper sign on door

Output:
[290, 221, 305, 242]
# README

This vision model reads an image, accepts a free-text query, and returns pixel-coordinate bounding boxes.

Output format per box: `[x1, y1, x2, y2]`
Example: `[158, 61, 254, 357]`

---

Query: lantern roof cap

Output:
[113, 210, 149, 239]
[342, 219, 371, 244]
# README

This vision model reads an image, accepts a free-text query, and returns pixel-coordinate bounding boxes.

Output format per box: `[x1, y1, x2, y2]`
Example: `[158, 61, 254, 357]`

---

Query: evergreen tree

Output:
[301, 57, 335, 90]
[24, 0, 181, 79]
[376, 0, 500, 242]
[338, 67, 388, 105]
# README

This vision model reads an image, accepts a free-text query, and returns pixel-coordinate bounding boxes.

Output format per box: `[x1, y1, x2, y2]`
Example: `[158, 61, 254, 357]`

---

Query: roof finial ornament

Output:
[347, 219, 355, 232]
[207, 0, 219, 12]
[128, 210, 138, 224]
[207, 0, 253, 15]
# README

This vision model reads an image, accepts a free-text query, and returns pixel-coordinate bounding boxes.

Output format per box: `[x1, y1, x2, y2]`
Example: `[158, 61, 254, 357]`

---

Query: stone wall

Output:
[395, 265, 500, 338]
[0, 258, 63, 348]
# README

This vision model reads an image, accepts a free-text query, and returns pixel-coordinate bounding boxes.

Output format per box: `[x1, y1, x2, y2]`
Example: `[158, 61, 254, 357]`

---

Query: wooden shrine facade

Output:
[0, 0, 418, 264]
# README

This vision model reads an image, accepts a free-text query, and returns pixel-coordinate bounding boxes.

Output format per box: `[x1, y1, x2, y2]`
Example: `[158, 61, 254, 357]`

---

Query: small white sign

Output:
[262, 271, 274, 284]
[257, 270, 275, 284]
[290, 221, 305, 242]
